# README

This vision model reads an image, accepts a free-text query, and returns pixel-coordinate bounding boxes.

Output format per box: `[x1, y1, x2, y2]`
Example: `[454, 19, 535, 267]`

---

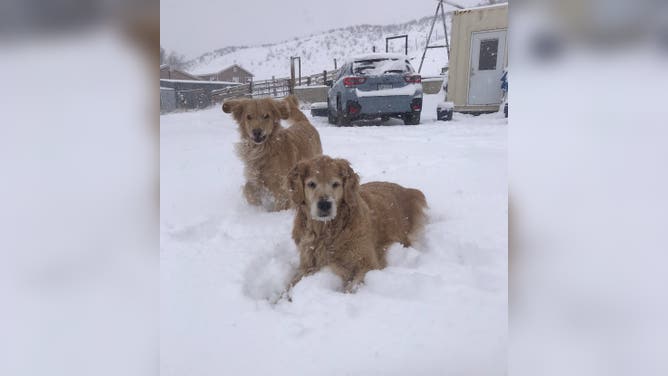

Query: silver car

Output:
[326, 53, 423, 126]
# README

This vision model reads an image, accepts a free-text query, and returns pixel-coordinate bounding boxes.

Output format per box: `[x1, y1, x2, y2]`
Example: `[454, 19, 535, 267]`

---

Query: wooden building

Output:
[160, 65, 202, 81]
[197, 64, 254, 83]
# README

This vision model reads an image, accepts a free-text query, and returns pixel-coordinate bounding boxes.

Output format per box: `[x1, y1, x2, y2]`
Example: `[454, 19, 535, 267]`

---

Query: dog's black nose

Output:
[252, 128, 262, 138]
[317, 200, 332, 212]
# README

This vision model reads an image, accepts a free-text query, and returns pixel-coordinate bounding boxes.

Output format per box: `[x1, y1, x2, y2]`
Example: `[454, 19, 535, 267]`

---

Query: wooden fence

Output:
[211, 69, 339, 104]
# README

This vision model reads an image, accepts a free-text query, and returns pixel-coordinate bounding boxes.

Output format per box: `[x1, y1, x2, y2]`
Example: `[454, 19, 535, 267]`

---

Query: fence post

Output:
[272, 76, 276, 97]
[289, 58, 295, 94]
[323, 70, 327, 85]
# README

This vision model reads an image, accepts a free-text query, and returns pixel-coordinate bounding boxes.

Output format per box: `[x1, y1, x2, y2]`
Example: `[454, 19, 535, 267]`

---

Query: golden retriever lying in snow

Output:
[223, 95, 322, 211]
[287, 155, 427, 292]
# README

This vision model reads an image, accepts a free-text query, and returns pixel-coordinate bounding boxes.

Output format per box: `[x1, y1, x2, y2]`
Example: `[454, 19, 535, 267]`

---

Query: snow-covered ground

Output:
[160, 91, 507, 375]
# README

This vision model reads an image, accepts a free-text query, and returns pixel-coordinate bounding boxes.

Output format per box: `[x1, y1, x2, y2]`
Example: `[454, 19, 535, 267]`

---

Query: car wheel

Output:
[327, 100, 337, 124]
[337, 111, 351, 127]
[403, 112, 420, 125]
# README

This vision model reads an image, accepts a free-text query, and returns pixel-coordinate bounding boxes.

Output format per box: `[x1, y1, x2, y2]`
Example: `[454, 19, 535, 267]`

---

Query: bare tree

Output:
[160, 45, 166, 65]
[165, 51, 187, 69]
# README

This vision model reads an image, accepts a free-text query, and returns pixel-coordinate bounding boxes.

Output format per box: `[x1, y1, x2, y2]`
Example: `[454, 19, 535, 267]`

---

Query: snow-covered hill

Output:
[185, 16, 455, 80]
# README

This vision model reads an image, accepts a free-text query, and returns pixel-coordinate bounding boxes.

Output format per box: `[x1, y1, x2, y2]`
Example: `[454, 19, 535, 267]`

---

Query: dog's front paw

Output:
[343, 280, 363, 293]
[271, 289, 292, 304]
[243, 182, 263, 206]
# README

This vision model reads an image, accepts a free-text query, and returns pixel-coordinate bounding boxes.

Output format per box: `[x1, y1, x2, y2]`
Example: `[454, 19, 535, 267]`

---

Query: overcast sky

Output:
[160, 0, 482, 58]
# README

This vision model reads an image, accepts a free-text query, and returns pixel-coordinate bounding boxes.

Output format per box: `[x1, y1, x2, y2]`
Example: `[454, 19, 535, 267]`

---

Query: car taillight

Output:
[347, 101, 361, 114]
[410, 98, 422, 111]
[343, 76, 367, 87]
[404, 75, 422, 84]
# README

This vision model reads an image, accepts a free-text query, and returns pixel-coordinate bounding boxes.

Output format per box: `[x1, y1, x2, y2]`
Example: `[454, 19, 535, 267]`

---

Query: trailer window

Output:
[479, 39, 499, 70]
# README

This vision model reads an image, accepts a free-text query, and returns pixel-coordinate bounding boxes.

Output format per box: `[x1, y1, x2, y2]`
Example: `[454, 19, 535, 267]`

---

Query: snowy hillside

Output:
[160, 92, 508, 375]
[185, 16, 455, 79]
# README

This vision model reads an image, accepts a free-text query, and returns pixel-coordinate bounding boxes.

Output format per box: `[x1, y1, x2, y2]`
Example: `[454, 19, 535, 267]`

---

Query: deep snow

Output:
[160, 91, 507, 375]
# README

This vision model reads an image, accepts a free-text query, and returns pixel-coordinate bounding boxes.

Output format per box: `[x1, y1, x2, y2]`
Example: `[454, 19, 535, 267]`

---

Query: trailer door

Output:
[468, 29, 507, 106]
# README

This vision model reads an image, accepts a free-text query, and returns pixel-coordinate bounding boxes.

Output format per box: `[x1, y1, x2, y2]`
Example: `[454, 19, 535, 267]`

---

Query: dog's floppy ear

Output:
[288, 161, 308, 206]
[336, 159, 359, 207]
[222, 99, 246, 122]
[273, 99, 290, 120]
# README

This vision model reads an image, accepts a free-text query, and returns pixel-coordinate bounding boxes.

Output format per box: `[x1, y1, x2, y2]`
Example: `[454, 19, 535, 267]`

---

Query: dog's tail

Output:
[283, 95, 309, 124]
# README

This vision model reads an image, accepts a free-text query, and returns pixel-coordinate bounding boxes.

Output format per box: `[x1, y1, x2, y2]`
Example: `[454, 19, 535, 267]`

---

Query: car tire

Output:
[327, 100, 337, 124]
[337, 111, 351, 127]
[403, 112, 420, 125]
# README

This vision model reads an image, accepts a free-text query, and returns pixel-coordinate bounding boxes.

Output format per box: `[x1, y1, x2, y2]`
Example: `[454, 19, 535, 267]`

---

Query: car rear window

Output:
[352, 59, 414, 76]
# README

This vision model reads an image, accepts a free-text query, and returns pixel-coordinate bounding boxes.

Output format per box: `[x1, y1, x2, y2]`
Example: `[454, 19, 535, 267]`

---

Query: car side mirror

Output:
[325, 80, 333, 87]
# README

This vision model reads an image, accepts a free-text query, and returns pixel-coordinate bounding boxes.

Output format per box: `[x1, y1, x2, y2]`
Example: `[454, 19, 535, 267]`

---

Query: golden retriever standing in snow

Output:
[287, 155, 427, 292]
[223, 95, 322, 211]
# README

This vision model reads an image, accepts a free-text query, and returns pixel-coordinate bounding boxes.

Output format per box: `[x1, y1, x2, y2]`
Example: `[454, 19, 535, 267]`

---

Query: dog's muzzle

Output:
[313, 198, 336, 221]
[251, 128, 266, 144]
[317, 200, 332, 213]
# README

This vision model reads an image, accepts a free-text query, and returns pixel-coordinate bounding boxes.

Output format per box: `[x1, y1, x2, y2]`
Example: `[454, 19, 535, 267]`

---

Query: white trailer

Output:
[446, 3, 508, 114]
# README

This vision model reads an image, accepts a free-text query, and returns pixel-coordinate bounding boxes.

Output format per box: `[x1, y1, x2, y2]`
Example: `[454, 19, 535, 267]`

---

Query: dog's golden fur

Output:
[287, 155, 427, 291]
[223, 95, 322, 211]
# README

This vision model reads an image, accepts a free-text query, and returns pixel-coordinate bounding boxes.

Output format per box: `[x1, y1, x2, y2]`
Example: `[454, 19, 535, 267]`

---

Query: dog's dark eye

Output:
[246, 114, 252, 120]
[307, 182, 316, 189]
[263, 114, 270, 119]
[332, 182, 340, 188]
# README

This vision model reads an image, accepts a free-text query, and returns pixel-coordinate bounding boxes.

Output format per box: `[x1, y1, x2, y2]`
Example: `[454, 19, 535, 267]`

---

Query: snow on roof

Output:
[352, 58, 412, 76]
[191, 63, 254, 76]
[347, 53, 408, 63]
[160, 64, 169, 69]
[452, 2, 507, 14]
